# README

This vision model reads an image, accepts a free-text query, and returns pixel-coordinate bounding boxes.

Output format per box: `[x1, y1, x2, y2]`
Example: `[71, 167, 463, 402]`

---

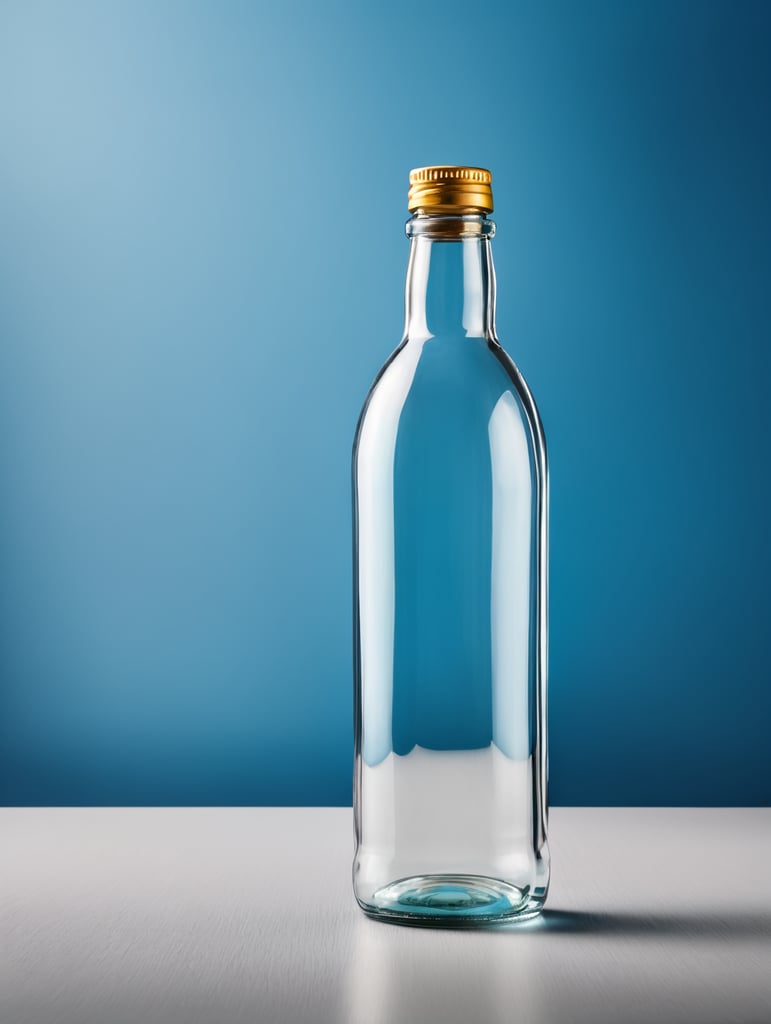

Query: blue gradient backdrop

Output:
[1, 1, 769, 806]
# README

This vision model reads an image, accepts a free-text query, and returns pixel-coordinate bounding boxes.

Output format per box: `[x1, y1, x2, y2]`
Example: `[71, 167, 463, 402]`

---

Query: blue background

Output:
[1, 0, 769, 806]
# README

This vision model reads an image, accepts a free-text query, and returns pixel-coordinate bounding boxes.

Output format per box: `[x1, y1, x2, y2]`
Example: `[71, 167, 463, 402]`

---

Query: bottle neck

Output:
[404, 214, 497, 341]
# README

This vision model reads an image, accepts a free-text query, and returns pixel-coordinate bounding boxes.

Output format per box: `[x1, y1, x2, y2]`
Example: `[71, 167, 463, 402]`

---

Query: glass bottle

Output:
[352, 166, 549, 925]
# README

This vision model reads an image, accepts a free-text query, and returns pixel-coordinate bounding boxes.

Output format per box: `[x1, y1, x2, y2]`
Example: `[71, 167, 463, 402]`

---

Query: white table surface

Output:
[2, 807, 770, 1024]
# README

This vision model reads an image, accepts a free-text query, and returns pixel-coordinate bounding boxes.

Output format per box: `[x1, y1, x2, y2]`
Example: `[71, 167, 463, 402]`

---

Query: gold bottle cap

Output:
[408, 165, 493, 214]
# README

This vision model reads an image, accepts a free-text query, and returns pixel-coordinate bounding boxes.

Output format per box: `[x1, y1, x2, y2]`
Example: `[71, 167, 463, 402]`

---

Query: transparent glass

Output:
[352, 213, 549, 926]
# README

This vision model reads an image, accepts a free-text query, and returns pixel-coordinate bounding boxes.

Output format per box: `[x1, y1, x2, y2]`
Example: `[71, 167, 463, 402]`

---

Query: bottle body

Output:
[353, 207, 549, 925]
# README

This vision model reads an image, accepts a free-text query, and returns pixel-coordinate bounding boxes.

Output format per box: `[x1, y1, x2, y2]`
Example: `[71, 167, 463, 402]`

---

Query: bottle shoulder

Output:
[354, 331, 548, 483]
[354, 335, 545, 453]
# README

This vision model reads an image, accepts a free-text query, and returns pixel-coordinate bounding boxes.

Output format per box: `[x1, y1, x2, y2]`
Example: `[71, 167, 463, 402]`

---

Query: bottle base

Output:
[358, 873, 544, 927]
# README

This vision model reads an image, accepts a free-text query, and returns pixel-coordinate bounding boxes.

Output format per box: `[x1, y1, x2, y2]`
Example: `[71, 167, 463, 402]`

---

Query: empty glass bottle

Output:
[352, 166, 549, 925]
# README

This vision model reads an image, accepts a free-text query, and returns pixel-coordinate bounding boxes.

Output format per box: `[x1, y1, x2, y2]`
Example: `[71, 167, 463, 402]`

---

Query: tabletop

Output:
[2, 807, 770, 1024]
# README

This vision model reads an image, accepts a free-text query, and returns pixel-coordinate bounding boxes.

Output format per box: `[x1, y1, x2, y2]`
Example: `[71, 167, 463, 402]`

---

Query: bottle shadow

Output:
[514, 908, 771, 940]
[352, 906, 771, 941]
